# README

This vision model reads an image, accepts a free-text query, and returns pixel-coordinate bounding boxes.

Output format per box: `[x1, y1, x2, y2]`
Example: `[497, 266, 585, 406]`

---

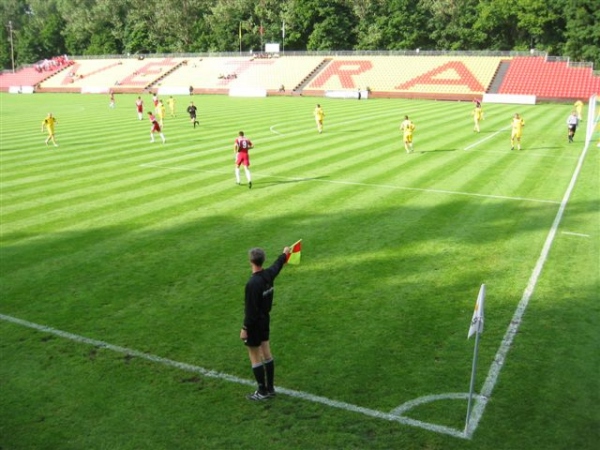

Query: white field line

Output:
[561, 231, 590, 238]
[0, 313, 466, 440]
[464, 119, 594, 438]
[464, 148, 580, 160]
[391, 392, 477, 416]
[464, 127, 509, 151]
[464, 126, 580, 159]
[140, 163, 560, 205]
[269, 125, 283, 135]
[2, 139, 584, 440]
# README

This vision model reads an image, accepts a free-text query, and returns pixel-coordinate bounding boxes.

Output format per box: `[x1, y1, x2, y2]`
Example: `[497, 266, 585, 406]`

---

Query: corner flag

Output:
[465, 283, 486, 433]
[468, 284, 485, 339]
[286, 239, 302, 265]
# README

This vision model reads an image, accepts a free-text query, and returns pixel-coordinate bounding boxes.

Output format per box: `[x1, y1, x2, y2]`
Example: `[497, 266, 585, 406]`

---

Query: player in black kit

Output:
[186, 102, 199, 128]
[240, 246, 291, 400]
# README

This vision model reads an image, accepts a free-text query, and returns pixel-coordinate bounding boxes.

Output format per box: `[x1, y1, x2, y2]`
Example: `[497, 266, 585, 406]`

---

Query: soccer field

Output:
[1, 93, 598, 449]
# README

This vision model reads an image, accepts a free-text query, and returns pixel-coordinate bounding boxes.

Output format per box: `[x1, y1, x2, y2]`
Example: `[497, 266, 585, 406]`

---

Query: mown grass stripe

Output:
[1, 94, 596, 446]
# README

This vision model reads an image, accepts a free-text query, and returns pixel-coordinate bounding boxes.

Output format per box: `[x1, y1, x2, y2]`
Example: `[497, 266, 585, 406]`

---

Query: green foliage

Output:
[564, 0, 600, 68]
[474, 0, 567, 53]
[0, 25, 13, 70]
[56, 0, 96, 55]
[85, 29, 120, 56]
[2, 0, 599, 69]
[354, 0, 430, 50]
[292, 0, 358, 50]
[39, 13, 66, 56]
[123, 21, 152, 54]
[424, 0, 485, 50]
[14, 18, 42, 65]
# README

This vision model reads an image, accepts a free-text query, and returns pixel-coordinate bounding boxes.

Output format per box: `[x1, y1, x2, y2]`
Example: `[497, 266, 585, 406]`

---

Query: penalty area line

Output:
[0, 313, 466, 440]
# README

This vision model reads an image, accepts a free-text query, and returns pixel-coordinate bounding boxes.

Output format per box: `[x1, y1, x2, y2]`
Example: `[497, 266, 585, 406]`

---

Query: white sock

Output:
[235, 168, 240, 183]
[244, 167, 251, 182]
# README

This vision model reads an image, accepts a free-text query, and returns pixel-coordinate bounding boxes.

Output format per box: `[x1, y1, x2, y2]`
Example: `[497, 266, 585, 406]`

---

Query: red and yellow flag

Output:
[286, 239, 302, 265]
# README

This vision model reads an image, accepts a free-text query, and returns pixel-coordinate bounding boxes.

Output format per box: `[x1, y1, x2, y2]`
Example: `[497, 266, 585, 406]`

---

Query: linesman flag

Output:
[467, 284, 485, 339]
[286, 239, 302, 265]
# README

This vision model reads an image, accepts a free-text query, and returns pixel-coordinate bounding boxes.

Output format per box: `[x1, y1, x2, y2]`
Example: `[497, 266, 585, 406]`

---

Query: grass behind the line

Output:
[0, 93, 598, 450]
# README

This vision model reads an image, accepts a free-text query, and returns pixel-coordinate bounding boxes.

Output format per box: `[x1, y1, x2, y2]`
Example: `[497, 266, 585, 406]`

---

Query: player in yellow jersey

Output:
[573, 99, 584, 120]
[41, 113, 58, 147]
[510, 113, 525, 150]
[157, 100, 166, 127]
[473, 104, 484, 133]
[168, 96, 176, 117]
[400, 115, 415, 153]
[314, 104, 325, 133]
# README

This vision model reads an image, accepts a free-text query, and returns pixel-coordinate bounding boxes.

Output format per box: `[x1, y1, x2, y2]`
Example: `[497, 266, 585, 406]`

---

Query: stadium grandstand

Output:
[2, 52, 599, 102]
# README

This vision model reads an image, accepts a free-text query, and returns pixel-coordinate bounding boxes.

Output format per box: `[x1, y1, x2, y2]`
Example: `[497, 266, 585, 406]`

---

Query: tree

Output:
[56, 0, 97, 55]
[474, 0, 566, 52]
[1, 0, 597, 70]
[422, 0, 485, 51]
[353, 0, 431, 50]
[39, 12, 67, 56]
[287, 0, 358, 50]
[251, 0, 285, 51]
[204, 0, 257, 52]
[512, 0, 566, 54]
[147, 0, 212, 53]
[564, 0, 600, 68]
[0, 0, 27, 68]
[472, 1, 522, 50]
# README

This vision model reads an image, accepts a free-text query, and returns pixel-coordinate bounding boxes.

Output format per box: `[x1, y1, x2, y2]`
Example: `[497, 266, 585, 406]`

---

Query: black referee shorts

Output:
[245, 318, 270, 347]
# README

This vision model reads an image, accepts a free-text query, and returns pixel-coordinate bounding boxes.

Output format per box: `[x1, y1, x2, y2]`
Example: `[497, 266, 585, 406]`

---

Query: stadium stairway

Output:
[293, 58, 332, 92]
[487, 60, 511, 93]
[6, 54, 599, 101]
[144, 60, 188, 91]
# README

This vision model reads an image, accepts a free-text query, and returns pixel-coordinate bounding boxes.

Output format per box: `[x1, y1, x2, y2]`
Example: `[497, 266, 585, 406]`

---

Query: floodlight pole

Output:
[281, 21, 285, 56]
[9, 20, 15, 73]
[464, 328, 481, 434]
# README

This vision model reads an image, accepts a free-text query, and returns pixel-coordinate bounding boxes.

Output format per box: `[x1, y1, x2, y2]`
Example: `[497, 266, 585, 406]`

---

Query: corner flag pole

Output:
[465, 283, 485, 434]
[465, 319, 481, 433]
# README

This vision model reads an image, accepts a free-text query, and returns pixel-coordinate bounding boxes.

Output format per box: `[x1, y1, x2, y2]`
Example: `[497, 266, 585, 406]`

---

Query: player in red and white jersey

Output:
[135, 97, 144, 120]
[148, 112, 166, 143]
[234, 131, 253, 188]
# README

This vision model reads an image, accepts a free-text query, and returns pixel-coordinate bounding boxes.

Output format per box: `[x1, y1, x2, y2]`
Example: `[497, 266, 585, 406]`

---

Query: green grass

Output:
[1, 92, 599, 449]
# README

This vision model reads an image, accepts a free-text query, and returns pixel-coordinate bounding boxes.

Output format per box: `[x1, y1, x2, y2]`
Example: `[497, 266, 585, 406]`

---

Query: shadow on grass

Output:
[259, 176, 331, 186]
[2, 195, 598, 447]
[417, 149, 458, 153]
[4, 198, 598, 317]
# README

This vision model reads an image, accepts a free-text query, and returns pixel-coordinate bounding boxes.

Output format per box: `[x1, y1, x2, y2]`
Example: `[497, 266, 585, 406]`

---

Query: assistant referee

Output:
[240, 246, 290, 401]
